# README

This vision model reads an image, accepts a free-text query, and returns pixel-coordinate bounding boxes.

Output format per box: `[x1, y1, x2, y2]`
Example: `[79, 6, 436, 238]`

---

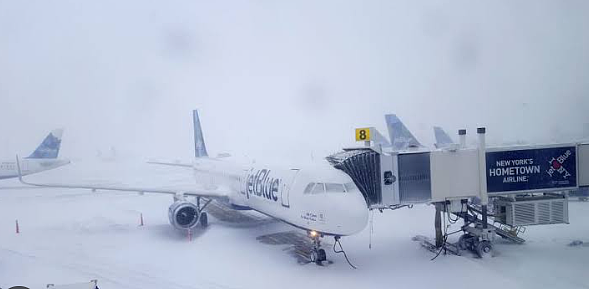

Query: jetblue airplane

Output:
[18, 111, 368, 265]
[1, 129, 70, 180]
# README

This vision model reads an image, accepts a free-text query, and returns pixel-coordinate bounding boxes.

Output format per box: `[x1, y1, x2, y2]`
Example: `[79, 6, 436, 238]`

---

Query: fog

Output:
[1, 1, 588, 163]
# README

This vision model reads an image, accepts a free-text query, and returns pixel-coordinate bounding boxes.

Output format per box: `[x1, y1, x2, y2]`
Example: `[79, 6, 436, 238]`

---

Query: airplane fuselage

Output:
[0, 159, 70, 180]
[192, 159, 369, 236]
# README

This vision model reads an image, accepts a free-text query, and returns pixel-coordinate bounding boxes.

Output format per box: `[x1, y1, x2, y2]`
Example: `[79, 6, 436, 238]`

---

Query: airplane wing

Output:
[16, 156, 229, 200]
[147, 160, 193, 168]
[0, 186, 47, 190]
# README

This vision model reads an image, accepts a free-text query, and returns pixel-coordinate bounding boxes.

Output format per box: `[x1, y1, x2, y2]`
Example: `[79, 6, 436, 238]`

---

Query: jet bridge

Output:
[328, 127, 589, 257]
[329, 141, 588, 209]
[326, 148, 433, 209]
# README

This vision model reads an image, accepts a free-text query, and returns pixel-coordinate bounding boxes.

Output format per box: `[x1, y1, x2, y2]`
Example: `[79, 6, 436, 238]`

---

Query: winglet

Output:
[15, 155, 24, 183]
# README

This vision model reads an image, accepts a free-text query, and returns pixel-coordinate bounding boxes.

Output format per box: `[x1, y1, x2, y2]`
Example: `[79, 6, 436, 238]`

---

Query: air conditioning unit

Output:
[493, 194, 568, 226]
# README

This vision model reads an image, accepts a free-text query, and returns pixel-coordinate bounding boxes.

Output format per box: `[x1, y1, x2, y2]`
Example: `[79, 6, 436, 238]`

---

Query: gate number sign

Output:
[355, 128, 371, 142]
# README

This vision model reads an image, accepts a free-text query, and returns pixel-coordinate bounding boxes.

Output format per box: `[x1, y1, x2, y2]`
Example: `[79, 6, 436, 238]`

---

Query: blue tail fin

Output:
[433, 126, 454, 148]
[27, 129, 63, 159]
[193, 110, 208, 158]
[384, 114, 422, 150]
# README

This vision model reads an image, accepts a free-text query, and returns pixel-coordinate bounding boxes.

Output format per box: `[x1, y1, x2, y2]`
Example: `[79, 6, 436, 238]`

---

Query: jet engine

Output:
[168, 200, 200, 230]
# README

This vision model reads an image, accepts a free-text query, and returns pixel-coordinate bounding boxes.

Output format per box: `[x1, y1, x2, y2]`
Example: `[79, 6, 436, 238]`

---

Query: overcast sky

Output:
[1, 0, 588, 162]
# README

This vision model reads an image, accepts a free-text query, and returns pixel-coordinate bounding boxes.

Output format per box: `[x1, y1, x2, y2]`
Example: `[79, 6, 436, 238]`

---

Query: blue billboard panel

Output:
[486, 146, 577, 193]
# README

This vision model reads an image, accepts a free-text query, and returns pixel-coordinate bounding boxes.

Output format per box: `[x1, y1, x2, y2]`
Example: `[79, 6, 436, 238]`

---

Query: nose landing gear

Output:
[308, 231, 327, 265]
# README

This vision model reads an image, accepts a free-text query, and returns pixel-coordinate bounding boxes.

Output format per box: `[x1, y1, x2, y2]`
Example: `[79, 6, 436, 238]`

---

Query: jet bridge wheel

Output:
[458, 234, 475, 250]
[475, 240, 492, 258]
[199, 212, 208, 227]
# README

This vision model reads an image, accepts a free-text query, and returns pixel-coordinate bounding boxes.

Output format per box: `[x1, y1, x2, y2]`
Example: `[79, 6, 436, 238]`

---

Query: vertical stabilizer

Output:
[384, 114, 422, 150]
[193, 110, 208, 158]
[27, 129, 63, 159]
[433, 126, 454, 148]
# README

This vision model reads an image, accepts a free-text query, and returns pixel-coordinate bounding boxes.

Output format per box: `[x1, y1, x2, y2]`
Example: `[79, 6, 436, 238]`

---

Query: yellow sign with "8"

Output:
[355, 128, 371, 142]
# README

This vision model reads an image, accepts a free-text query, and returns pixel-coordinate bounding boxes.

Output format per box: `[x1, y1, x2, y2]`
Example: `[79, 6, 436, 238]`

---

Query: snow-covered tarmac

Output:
[1, 161, 588, 289]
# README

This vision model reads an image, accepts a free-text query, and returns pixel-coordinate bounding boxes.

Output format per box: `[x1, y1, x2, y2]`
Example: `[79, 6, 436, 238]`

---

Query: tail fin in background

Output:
[433, 126, 454, 148]
[370, 128, 391, 148]
[193, 109, 208, 158]
[384, 114, 422, 151]
[27, 129, 63, 159]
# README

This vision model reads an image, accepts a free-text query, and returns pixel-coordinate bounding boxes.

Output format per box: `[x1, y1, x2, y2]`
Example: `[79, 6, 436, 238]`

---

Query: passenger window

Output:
[325, 183, 345, 193]
[304, 183, 315, 194]
[312, 183, 325, 194]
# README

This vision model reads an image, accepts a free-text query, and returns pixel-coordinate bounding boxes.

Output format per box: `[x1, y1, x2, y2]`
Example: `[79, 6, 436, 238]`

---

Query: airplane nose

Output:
[344, 192, 369, 235]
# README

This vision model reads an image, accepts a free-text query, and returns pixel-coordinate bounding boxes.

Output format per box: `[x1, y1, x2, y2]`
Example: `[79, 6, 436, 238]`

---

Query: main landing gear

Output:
[196, 196, 212, 228]
[308, 231, 327, 265]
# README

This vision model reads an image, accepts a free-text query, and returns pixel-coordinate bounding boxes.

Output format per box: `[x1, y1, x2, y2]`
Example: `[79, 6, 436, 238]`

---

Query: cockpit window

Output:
[305, 182, 349, 194]
[312, 183, 326, 194]
[325, 183, 346, 193]
[344, 182, 357, 192]
[304, 183, 315, 194]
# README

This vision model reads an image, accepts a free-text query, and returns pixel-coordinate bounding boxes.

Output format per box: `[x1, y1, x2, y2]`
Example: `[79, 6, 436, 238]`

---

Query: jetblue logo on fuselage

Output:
[245, 169, 280, 202]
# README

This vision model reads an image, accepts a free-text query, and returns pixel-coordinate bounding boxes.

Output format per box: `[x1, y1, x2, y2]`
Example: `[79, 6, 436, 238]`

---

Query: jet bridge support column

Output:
[477, 127, 489, 229]
[459, 129, 467, 148]
[435, 203, 443, 248]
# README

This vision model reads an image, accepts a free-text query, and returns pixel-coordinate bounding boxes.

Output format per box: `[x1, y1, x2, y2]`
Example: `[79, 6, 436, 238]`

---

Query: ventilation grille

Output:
[498, 196, 569, 226]
[513, 203, 536, 225]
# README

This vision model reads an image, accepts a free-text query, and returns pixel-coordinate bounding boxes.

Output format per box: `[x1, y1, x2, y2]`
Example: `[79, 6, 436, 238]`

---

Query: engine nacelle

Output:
[168, 200, 200, 230]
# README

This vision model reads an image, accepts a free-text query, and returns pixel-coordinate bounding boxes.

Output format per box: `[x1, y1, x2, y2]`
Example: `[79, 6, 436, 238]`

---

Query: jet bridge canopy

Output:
[326, 149, 382, 206]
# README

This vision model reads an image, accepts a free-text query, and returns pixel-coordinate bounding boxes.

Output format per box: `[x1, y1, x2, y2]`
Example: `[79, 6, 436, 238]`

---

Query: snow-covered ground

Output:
[1, 161, 588, 289]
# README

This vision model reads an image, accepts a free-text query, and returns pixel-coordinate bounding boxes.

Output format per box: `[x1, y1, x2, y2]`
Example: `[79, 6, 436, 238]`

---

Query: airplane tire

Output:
[310, 250, 318, 263]
[199, 212, 208, 227]
[317, 249, 327, 262]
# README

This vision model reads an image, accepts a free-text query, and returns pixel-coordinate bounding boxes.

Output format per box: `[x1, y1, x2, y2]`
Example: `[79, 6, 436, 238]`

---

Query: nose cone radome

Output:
[345, 192, 369, 235]
[330, 191, 368, 236]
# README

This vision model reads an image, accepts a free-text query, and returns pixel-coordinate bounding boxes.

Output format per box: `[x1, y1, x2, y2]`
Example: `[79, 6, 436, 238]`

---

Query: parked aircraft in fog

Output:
[18, 111, 368, 265]
[1, 129, 69, 180]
